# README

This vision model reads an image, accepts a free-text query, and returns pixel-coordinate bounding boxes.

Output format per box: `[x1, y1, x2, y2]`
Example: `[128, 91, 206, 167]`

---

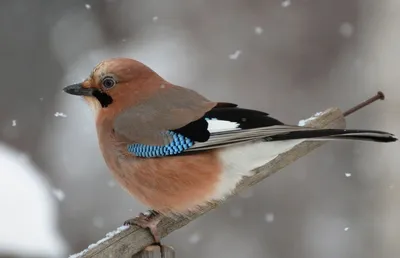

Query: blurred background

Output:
[1, 0, 399, 257]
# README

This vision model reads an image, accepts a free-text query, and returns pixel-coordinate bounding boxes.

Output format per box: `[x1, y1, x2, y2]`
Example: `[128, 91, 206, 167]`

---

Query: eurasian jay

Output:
[63, 58, 397, 243]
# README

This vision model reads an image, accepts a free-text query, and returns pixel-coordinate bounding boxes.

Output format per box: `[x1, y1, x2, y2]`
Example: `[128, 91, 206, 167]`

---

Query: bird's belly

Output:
[210, 139, 303, 200]
[112, 150, 223, 215]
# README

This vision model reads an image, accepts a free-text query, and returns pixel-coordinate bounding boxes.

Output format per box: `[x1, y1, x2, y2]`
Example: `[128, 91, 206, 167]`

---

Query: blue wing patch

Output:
[127, 131, 194, 158]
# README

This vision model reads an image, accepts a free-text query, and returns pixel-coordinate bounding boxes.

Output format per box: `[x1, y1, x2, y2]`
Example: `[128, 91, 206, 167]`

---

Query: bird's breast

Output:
[102, 148, 225, 215]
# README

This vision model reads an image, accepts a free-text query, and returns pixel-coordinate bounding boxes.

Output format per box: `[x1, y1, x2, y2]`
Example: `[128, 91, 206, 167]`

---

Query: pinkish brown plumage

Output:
[82, 59, 221, 216]
[63, 57, 397, 244]
[111, 151, 222, 214]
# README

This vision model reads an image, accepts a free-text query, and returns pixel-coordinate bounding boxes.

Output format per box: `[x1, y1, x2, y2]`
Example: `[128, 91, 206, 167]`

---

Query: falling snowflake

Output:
[229, 50, 242, 60]
[85, 4, 91, 9]
[107, 180, 116, 188]
[344, 227, 349, 231]
[345, 173, 352, 177]
[188, 232, 202, 244]
[265, 212, 274, 223]
[254, 26, 264, 35]
[152, 16, 159, 22]
[12, 120, 16, 127]
[92, 216, 105, 229]
[52, 189, 65, 201]
[54, 112, 67, 118]
[339, 22, 354, 38]
[281, 0, 291, 7]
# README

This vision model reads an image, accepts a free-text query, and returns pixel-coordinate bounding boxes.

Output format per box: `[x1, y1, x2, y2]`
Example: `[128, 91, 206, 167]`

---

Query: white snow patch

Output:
[107, 180, 116, 188]
[69, 225, 130, 258]
[54, 112, 67, 118]
[229, 50, 242, 60]
[188, 232, 202, 244]
[281, 0, 291, 7]
[52, 188, 65, 201]
[0, 143, 67, 257]
[142, 210, 153, 216]
[298, 111, 323, 126]
[265, 213, 274, 223]
[254, 26, 263, 35]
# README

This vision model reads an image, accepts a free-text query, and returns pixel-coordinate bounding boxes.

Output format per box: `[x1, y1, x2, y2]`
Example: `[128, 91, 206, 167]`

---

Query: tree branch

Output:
[70, 107, 346, 258]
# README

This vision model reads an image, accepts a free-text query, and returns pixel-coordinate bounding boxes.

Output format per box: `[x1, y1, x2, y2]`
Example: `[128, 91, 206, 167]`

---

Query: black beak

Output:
[63, 83, 94, 96]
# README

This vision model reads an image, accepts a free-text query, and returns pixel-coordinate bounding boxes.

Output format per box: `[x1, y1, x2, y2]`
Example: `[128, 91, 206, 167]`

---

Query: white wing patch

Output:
[206, 118, 241, 133]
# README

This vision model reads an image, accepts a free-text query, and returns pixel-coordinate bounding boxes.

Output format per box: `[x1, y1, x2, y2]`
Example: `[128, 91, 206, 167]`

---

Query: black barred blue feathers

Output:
[127, 131, 194, 157]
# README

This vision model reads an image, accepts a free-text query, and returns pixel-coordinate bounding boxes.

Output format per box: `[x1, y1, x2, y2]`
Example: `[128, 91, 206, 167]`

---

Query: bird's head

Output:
[63, 58, 165, 111]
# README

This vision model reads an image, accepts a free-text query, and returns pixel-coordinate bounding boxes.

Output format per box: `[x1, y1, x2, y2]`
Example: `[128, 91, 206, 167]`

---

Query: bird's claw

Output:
[123, 210, 162, 244]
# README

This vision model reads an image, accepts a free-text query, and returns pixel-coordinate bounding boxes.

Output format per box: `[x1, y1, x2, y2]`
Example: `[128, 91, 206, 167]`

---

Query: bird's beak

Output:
[63, 83, 94, 96]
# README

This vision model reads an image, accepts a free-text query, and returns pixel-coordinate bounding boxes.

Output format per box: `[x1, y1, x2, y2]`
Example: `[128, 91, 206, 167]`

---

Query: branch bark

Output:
[70, 107, 346, 258]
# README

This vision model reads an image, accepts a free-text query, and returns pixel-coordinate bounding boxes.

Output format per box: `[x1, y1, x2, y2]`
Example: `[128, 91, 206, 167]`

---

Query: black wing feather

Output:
[205, 107, 284, 129]
[171, 103, 284, 142]
[214, 102, 238, 108]
[172, 118, 210, 142]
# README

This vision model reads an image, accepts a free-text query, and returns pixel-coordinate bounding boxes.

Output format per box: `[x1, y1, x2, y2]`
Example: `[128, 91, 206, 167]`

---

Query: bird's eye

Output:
[102, 77, 116, 89]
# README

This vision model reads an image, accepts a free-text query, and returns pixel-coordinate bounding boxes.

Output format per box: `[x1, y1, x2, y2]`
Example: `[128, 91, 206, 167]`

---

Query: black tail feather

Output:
[265, 129, 397, 143]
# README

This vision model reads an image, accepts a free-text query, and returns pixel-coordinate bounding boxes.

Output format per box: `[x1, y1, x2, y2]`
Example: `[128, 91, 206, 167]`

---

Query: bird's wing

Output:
[123, 102, 313, 157]
[122, 101, 396, 158]
[177, 106, 309, 152]
[179, 107, 396, 153]
[113, 85, 216, 145]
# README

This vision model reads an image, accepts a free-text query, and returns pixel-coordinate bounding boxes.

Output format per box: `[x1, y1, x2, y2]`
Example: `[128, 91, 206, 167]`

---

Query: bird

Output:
[63, 58, 397, 243]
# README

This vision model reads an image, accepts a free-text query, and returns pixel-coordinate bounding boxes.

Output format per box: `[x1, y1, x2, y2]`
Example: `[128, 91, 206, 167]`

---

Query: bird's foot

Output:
[124, 210, 162, 244]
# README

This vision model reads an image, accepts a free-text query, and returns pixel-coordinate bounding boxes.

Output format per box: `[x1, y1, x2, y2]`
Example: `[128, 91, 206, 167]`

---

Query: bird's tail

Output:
[266, 128, 397, 143]
[187, 125, 397, 153]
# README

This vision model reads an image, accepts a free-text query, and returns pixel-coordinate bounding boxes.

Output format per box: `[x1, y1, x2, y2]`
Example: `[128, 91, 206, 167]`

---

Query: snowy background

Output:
[1, 0, 400, 257]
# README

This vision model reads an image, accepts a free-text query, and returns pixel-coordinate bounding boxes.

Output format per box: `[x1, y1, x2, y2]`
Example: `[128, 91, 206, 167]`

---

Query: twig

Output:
[343, 91, 384, 117]
[70, 93, 383, 258]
